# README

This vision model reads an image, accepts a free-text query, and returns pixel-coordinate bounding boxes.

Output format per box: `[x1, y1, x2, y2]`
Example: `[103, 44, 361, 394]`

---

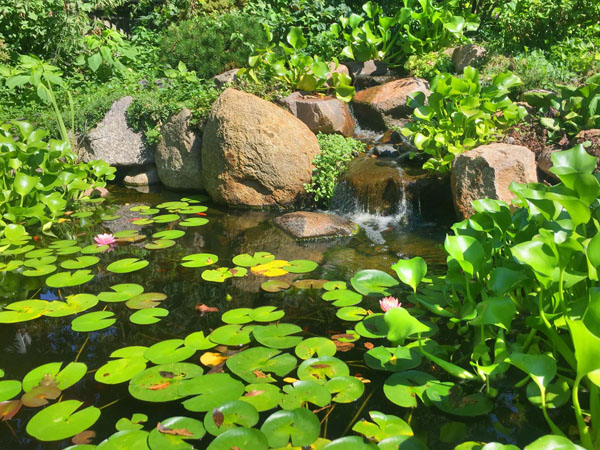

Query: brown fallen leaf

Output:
[195, 304, 219, 316]
[244, 390, 265, 397]
[0, 400, 22, 421]
[157, 422, 194, 437]
[21, 385, 61, 407]
[331, 333, 355, 341]
[253, 370, 268, 379]
[212, 408, 225, 428]
[364, 342, 374, 350]
[334, 341, 354, 352]
[311, 364, 330, 369]
[148, 382, 171, 390]
[72, 430, 96, 445]
[200, 352, 228, 367]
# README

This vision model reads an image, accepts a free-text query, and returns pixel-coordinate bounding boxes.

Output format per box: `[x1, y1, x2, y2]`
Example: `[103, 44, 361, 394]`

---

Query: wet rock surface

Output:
[273, 211, 358, 239]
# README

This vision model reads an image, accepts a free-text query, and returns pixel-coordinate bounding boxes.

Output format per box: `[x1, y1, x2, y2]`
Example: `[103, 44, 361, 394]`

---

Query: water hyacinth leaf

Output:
[130, 307, 169, 325]
[293, 279, 328, 289]
[261, 279, 291, 293]
[180, 217, 209, 227]
[128, 363, 203, 402]
[469, 297, 516, 330]
[323, 280, 347, 291]
[322, 289, 362, 307]
[250, 306, 285, 322]
[232, 252, 275, 267]
[280, 380, 331, 410]
[70, 211, 93, 219]
[184, 331, 217, 351]
[226, 347, 297, 383]
[326, 376, 365, 403]
[0, 300, 49, 323]
[153, 230, 186, 240]
[283, 259, 318, 274]
[204, 400, 259, 436]
[364, 345, 422, 372]
[23, 361, 87, 392]
[210, 324, 254, 346]
[322, 436, 378, 449]
[206, 427, 269, 450]
[444, 235, 485, 278]
[383, 370, 438, 408]
[96, 430, 150, 449]
[425, 382, 493, 416]
[153, 214, 180, 223]
[524, 435, 586, 450]
[568, 320, 600, 384]
[337, 306, 368, 321]
[239, 383, 282, 412]
[253, 324, 303, 349]
[378, 436, 428, 450]
[297, 356, 349, 385]
[60, 256, 100, 270]
[45, 294, 99, 317]
[526, 379, 570, 409]
[180, 373, 245, 412]
[4, 224, 28, 243]
[115, 413, 148, 431]
[352, 410, 413, 441]
[144, 239, 176, 250]
[46, 270, 94, 288]
[107, 258, 149, 274]
[147, 416, 205, 448]
[125, 292, 167, 309]
[251, 260, 289, 277]
[295, 337, 337, 360]
[71, 311, 116, 332]
[181, 253, 218, 268]
[551, 144, 597, 176]
[351, 270, 399, 296]
[509, 353, 557, 391]
[260, 408, 320, 447]
[98, 284, 144, 303]
[355, 313, 388, 338]
[144, 339, 195, 364]
[0, 380, 21, 402]
[202, 267, 247, 282]
[384, 307, 430, 345]
[26, 400, 100, 441]
[488, 267, 528, 295]
[391, 257, 427, 293]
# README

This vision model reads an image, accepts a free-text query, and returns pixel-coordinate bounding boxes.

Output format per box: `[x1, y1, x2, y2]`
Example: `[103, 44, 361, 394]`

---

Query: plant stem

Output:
[573, 375, 594, 450]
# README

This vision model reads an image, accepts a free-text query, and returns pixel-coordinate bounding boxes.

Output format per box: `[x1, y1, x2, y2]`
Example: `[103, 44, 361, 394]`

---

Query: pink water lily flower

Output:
[94, 233, 117, 251]
[380, 296, 401, 312]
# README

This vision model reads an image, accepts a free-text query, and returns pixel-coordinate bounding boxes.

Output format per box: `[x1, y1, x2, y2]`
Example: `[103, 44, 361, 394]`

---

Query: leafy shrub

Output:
[401, 67, 528, 173]
[158, 12, 266, 79]
[305, 134, 365, 206]
[0, 121, 115, 231]
[404, 51, 454, 79]
[74, 28, 137, 80]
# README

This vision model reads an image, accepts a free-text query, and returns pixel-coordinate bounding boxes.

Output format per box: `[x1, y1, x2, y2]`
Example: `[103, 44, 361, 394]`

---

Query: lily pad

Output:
[145, 239, 176, 250]
[202, 267, 247, 282]
[364, 345, 422, 372]
[98, 284, 145, 303]
[355, 313, 388, 338]
[125, 292, 167, 309]
[144, 339, 195, 364]
[297, 356, 349, 385]
[261, 280, 291, 293]
[295, 338, 337, 360]
[153, 214, 180, 223]
[49, 239, 77, 249]
[95, 346, 148, 385]
[327, 376, 365, 403]
[353, 411, 414, 441]
[147, 416, 205, 449]
[23, 361, 87, 391]
[226, 347, 297, 383]
[71, 311, 116, 332]
[153, 230, 186, 240]
[253, 324, 303, 349]
[239, 383, 282, 412]
[0, 299, 49, 323]
[81, 244, 109, 254]
[180, 217, 209, 227]
[107, 258, 149, 274]
[96, 430, 150, 449]
[209, 324, 254, 346]
[46, 270, 94, 288]
[206, 428, 268, 450]
[26, 400, 100, 441]
[323, 280, 347, 290]
[280, 380, 331, 410]
[157, 201, 189, 210]
[60, 256, 100, 270]
[350, 270, 399, 296]
[115, 413, 148, 431]
[181, 253, 218, 268]
[184, 331, 217, 351]
[180, 373, 245, 412]
[260, 408, 320, 447]
[383, 370, 438, 408]
[204, 400, 259, 436]
[179, 205, 208, 214]
[132, 218, 154, 226]
[45, 294, 99, 318]
[250, 260, 289, 277]
[128, 363, 203, 402]
[55, 246, 82, 256]
[0, 380, 21, 402]
[336, 306, 368, 322]
[322, 289, 363, 307]
[25, 248, 54, 258]
[251, 306, 285, 322]
[323, 437, 378, 449]
[293, 279, 328, 289]
[114, 230, 139, 238]
[232, 252, 275, 267]
[283, 259, 318, 274]
[130, 308, 169, 325]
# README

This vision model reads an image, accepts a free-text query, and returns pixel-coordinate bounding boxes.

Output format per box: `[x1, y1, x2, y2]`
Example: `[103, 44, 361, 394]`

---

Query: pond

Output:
[0, 184, 566, 449]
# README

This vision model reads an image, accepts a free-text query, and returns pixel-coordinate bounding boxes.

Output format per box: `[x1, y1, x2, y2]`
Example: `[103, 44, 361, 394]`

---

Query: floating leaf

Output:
[239, 383, 282, 412]
[81, 244, 109, 254]
[210, 324, 254, 346]
[21, 384, 61, 407]
[71, 311, 116, 332]
[0, 400, 22, 421]
[157, 201, 189, 210]
[206, 427, 269, 450]
[115, 413, 148, 431]
[98, 284, 144, 303]
[251, 306, 285, 322]
[0, 380, 21, 402]
[130, 308, 169, 325]
[144, 239, 176, 250]
[26, 400, 100, 441]
[23, 361, 87, 391]
[232, 252, 275, 267]
[144, 339, 195, 364]
[204, 400, 259, 436]
[60, 256, 100, 270]
[323, 289, 362, 307]
[336, 306, 368, 321]
[147, 416, 205, 448]
[295, 338, 337, 360]
[180, 373, 245, 412]
[181, 253, 218, 268]
[128, 363, 203, 402]
[297, 356, 349, 385]
[351, 270, 399, 296]
[179, 205, 208, 214]
[323, 281, 347, 291]
[261, 280, 291, 293]
[253, 324, 303, 349]
[355, 313, 388, 338]
[260, 408, 320, 447]
[96, 430, 149, 449]
[132, 218, 154, 226]
[383, 370, 438, 408]
[107, 258, 149, 274]
[364, 345, 422, 372]
[95, 346, 148, 385]
[153, 230, 186, 240]
[180, 217, 209, 227]
[47, 270, 94, 288]
[227, 347, 296, 383]
[125, 292, 167, 309]
[283, 260, 318, 274]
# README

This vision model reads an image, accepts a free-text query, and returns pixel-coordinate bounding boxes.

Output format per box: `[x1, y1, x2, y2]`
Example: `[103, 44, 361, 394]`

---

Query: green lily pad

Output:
[114, 230, 139, 238]
[293, 279, 328, 289]
[49, 239, 77, 249]
[383, 370, 438, 408]
[425, 382, 494, 416]
[107, 258, 149, 274]
[280, 380, 331, 410]
[295, 337, 337, 360]
[26, 400, 100, 441]
[22, 361, 87, 392]
[226, 347, 297, 383]
[350, 270, 399, 296]
[355, 313, 388, 338]
[25, 248, 54, 258]
[322, 289, 362, 307]
[157, 201, 189, 210]
[260, 408, 320, 447]
[209, 324, 254, 346]
[115, 413, 148, 431]
[22, 264, 57, 277]
[336, 306, 368, 322]
[24, 256, 57, 267]
[253, 324, 303, 349]
[144, 339, 195, 364]
[204, 400, 259, 436]
[130, 205, 151, 211]
[180, 217, 209, 227]
[60, 256, 100, 270]
[0, 380, 21, 402]
[132, 218, 154, 226]
[206, 428, 268, 450]
[130, 308, 169, 325]
[128, 363, 203, 402]
[297, 356, 349, 385]
[125, 292, 167, 309]
[353, 411, 413, 441]
[45, 294, 99, 317]
[97, 430, 150, 450]
[55, 246, 82, 256]
[232, 252, 275, 267]
[0, 299, 49, 323]
[81, 244, 109, 254]
[327, 376, 365, 403]
[221, 308, 253, 324]
[153, 214, 180, 223]
[95, 346, 148, 385]
[71, 311, 116, 332]
[323, 281, 347, 291]
[184, 331, 216, 351]
[202, 267, 247, 282]
[99, 284, 145, 303]
[261, 280, 291, 293]
[364, 345, 422, 372]
[239, 383, 282, 412]
[148, 416, 205, 448]
[181, 253, 218, 268]
[46, 270, 94, 288]
[251, 306, 285, 322]
[101, 214, 121, 221]
[180, 373, 245, 412]
[153, 230, 186, 240]
[283, 259, 318, 274]
[145, 239, 176, 250]
[179, 205, 208, 214]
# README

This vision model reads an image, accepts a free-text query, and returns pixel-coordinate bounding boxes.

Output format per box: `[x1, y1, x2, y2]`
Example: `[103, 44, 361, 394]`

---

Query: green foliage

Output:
[0, 121, 115, 231]
[158, 12, 266, 79]
[75, 28, 137, 79]
[305, 134, 365, 206]
[401, 67, 528, 173]
[404, 51, 454, 79]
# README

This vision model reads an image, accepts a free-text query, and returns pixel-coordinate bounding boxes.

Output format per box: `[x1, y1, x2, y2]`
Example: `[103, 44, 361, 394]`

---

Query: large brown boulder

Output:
[274, 211, 358, 239]
[280, 94, 354, 136]
[201, 88, 321, 208]
[452, 44, 486, 74]
[451, 143, 537, 219]
[352, 77, 430, 130]
[155, 109, 203, 191]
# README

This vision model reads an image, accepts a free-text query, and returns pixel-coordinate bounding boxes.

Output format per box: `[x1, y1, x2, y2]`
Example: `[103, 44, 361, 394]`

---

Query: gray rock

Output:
[274, 211, 358, 239]
[82, 96, 152, 167]
[155, 109, 204, 191]
[452, 44, 487, 73]
[281, 93, 354, 136]
[124, 164, 159, 186]
[213, 68, 239, 87]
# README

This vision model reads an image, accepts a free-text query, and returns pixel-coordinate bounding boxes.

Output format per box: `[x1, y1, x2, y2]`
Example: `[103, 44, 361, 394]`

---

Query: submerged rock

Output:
[155, 108, 203, 191]
[274, 211, 358, 239]
[281, 93, 354, 136]
[123, 164, 159, 187]
[82, 96, 152, 167]
[202, 88, 320, 208]
[451, 142, 537, 219]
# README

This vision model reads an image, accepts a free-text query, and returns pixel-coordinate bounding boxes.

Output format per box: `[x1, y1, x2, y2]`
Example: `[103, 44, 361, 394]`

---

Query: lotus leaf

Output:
[280, 380, 331, 410]
[98, 284, 144, 303]
[297, 356, 349, 385]
[293, 279, 328, 289]
[469, 297, 516, 330]
[71, 311, 116, 332]
[130, 205, 150, 211]
[253, 324, 303, 349]
[179, 205, 208, 214]
[147, 416, 205, 448]
[295, 337, 337, 360]
[46, 270, 94, 287]
[323, 281, 347, 291]
[326, 376, 365, 403]
[350, 270, 399, 296]
[60, 256, 100, 270]
[107, 258, 149, 274]
[206, 427, 269, 450]
[157, 201, 189, 210]
[128, 363, 203, 402]
[180, 373, 245, 412]
[55, 245, 82, 256]
[81, 244, 109, 254]
[239, 383, 282, 412]
[260, 408, 320, 447]
[204, 400, 259, 436]
[49, 239, 77, 249]
[144, 339, 195, 364]
[26, 400, 100, 441]
[524, 435, 586, 450]
[132, 218, 154, 225]
[232, 252, 275, 267]
[226, 347, 297, 383]
[352, 410, 413, 441]
[378, 435, 428, 450]
[130, 307, 169, 325]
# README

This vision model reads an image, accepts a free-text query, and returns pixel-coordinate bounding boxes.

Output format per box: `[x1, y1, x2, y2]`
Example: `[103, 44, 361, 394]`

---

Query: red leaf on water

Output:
[195, 304, 219, 315]
[364, 342, 374, 350]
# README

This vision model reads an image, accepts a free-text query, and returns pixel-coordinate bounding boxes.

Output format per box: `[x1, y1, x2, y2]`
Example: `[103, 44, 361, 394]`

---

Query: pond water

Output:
[0, 183, 562, 449]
